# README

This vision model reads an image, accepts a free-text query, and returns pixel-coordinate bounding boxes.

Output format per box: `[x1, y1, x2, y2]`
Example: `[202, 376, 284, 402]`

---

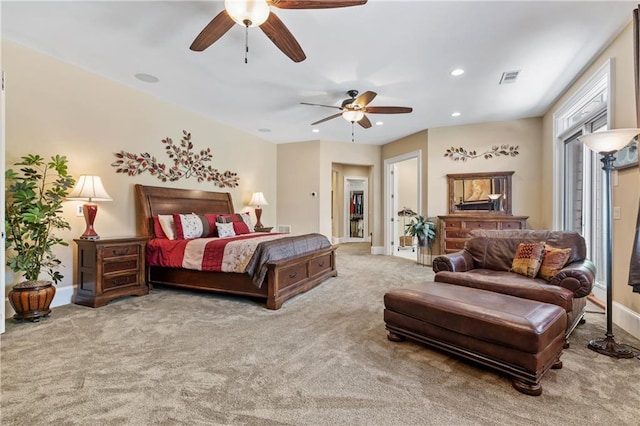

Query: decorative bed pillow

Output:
[538, 245, 572, 281]
[216, 222, 236, 238]
[173, 213, 208, 240]
[152, 216, 168, 239]
[157, 215, 177, 240]
[217, 213, 254, 234]
[201, 214, 222, 237]
[510, 241, 545, 278]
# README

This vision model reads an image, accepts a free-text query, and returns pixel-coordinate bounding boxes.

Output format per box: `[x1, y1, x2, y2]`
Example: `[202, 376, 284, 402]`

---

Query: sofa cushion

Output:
[434, 269, 574, 312]
[538, 245, 572, 281]
[510, 242, 545, 278]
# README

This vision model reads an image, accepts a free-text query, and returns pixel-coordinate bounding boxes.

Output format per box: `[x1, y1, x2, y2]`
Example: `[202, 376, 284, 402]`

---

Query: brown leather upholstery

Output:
[432, 229, 595, 339]
[384, 282, 566, 395]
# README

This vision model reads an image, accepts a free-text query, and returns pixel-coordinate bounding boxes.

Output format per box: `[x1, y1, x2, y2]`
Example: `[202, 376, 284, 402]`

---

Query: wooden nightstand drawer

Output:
[74, 237, 149, 308]
[103, 244, 140, 259]
[103, 257, 138, 274]
[103, 272, 139, 290]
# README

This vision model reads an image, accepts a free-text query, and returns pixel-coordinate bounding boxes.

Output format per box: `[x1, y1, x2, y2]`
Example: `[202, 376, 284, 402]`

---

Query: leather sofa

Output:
[432, 229, 596, 341]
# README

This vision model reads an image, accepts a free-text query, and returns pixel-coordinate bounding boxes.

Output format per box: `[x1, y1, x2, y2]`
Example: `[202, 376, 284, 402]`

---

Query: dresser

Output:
[74, 236, 149, 307]
[438, 215, 529, 254]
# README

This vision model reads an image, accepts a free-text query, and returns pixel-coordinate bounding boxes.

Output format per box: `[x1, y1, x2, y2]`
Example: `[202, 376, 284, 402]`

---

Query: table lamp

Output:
[249, 191, 268, 228]
[67, 175, 112, 240]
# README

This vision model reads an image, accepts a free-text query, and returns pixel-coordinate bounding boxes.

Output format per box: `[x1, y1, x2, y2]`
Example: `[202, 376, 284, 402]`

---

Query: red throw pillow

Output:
[233, 221, 251, 235]
[152, 216, 167, 239]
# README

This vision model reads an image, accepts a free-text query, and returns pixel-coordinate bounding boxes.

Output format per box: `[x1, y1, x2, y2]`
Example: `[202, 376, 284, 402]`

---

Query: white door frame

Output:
[1, 71, 6, 333]
[384, 150, 422, 256]
[343, 176, 369, 243]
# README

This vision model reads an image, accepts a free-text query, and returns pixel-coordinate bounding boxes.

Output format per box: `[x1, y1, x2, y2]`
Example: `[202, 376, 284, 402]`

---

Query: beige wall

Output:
[427, 117, 544, 229]
[3, 41, 276, 295]
[542, 23, 640, 320]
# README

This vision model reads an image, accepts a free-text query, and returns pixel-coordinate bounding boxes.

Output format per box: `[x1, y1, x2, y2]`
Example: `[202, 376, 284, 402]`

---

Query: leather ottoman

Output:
[384, 282, 567, 396]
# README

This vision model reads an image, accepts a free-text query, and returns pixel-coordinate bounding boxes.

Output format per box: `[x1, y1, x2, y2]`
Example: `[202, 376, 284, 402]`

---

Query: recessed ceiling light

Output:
[375, 121, 384, 126]
[451, 112, 461, 117]
[312, 129, 320, 133]
[134, 73, 159, 83]
[450, 69, 465, 76]
[258, 128, 271, 133]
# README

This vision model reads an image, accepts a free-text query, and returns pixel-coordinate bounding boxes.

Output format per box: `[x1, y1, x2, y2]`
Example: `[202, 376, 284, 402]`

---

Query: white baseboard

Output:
[370, 246, 385, 255]
[4, 285, 74, 319]
[613, 301, 640, 341]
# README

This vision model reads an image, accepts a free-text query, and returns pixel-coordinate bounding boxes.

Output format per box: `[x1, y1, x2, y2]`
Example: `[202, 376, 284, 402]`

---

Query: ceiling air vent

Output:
[499, 70, 520, 85]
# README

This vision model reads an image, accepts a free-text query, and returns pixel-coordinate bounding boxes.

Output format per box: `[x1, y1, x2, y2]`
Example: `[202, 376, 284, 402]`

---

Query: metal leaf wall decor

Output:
[111, 131, 239, 187]
[444, 144, 520, 161]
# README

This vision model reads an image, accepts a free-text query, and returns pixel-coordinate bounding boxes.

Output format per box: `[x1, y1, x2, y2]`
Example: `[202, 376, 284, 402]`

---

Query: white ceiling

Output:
[1, 1, 636, 145]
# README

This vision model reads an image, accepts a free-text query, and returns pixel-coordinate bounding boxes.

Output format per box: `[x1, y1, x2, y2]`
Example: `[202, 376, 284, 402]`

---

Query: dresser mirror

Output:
[448, 171, 514, 215]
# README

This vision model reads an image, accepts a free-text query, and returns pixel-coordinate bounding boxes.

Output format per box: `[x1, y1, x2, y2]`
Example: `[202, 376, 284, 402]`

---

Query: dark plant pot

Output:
[8, 280, 56, 322]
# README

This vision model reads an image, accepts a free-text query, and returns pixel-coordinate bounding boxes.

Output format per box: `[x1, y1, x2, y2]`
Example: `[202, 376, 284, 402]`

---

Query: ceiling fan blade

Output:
[353, 91, 377, 108]
[358, 115, 372, 129]
[269, 0, 367, 9]
[190, 11, 235, 51]
[311, 113, 342, 125]
[364, 106, 413, 114]
[260, 12, 306, 62]
[301, 102, 342, 110]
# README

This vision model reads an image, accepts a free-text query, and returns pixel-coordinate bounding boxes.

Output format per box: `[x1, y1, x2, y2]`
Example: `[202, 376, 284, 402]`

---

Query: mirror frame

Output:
[447, 171, 514, 215]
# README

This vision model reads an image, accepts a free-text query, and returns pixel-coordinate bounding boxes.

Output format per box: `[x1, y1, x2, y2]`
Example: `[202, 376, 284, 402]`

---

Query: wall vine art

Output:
[111, 130, 239, 187]
[444, 145, 520, 161]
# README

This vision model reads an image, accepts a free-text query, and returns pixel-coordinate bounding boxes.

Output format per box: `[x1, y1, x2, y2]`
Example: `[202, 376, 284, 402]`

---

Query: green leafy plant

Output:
[405, 215, 436, 247]
[5, 154, 76, 284]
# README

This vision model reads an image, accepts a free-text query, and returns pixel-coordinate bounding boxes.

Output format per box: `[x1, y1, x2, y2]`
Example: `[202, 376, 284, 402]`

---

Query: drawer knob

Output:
[289, 271, 298, 279]
[317, 261, 325, 267]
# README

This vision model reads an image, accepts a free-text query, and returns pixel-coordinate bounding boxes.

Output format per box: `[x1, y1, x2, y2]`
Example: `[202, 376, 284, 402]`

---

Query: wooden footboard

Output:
[147, 245, 337, 309]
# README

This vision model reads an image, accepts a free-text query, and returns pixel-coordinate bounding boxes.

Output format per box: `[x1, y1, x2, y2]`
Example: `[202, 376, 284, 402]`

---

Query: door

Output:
[1, 71, 6, 333]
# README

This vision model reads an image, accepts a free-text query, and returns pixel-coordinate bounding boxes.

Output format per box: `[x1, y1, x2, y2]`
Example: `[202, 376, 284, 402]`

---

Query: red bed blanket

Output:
[146, 233, 332, 288]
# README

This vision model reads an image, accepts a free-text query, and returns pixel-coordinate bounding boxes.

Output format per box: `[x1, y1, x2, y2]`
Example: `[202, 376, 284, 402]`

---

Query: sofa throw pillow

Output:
[157, 214, 177, 240]
[538, 245, 572, 281]
[510, 241, 545, 278]
[173, 213, 207, 240]
[216, 222, 236, 238]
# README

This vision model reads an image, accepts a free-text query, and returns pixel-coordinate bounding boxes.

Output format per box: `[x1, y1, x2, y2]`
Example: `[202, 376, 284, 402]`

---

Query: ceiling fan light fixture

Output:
[225, 0, 270, 27]
[342, 110, 365, 123]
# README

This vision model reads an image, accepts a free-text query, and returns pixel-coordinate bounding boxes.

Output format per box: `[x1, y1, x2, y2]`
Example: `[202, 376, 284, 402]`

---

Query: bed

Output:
[135, 184, 337, 309]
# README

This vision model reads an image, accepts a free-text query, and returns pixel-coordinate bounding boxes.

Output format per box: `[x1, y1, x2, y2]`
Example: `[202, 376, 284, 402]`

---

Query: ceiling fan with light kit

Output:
[190, 0, 368, 63]
[301, 89, 413, 141]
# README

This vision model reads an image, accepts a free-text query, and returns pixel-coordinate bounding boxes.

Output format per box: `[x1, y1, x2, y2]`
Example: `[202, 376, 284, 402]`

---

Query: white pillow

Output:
[157, 214, 176, 240]
[240, 212, 255, 232]
[216, 222, 236, 238]
[176, 213, 204, 239]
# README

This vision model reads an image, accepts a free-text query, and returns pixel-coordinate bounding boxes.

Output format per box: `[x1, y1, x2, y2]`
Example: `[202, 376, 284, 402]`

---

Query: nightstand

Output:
[254, 226, 273, 232]
[74, 236, 149, 307]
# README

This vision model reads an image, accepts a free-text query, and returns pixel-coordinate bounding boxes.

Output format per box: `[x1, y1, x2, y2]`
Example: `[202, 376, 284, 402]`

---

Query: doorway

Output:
[344, 177, 369, 243]
[384, 151, 422, 257]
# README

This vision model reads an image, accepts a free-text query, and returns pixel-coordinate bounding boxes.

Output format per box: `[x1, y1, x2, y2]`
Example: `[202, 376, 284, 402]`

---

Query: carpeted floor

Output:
[2, 242, 640, 425]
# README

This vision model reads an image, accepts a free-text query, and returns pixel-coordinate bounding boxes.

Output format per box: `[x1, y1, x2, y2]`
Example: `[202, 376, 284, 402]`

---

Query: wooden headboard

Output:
[135, 184, 234, 237]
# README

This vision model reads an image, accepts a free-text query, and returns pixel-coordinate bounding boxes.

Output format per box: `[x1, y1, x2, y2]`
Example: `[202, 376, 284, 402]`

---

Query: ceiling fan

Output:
[301, 90, 413, 129]
[190, 0, 368, 63]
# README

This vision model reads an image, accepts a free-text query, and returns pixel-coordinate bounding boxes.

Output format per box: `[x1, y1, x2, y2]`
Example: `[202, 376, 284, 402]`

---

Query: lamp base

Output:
[588, 335, 638, 358]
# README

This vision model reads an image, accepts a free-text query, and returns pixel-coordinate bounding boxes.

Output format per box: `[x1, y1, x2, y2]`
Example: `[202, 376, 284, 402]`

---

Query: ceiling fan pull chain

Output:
[351, 122, 355, 143]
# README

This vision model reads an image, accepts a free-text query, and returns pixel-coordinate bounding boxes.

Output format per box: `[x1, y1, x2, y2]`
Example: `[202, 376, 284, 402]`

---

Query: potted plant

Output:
[5, 154, 75, 321]
[405, 214, 436, 247]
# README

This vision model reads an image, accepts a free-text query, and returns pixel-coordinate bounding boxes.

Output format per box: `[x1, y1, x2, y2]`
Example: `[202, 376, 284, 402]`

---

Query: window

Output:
[554, 61, 612, 294]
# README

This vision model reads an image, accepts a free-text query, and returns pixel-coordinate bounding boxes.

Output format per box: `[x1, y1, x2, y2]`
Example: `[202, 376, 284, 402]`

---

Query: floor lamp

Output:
[577, 128, 640, 358]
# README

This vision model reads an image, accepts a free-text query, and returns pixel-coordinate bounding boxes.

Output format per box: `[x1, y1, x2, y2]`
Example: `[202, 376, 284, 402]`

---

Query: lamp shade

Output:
[67, 175, 112, 201]
[225, 0, 270, 27]
[342, 110, 365, 123]
[576, 128, 640, 153]
[249, 192, 268, 207]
